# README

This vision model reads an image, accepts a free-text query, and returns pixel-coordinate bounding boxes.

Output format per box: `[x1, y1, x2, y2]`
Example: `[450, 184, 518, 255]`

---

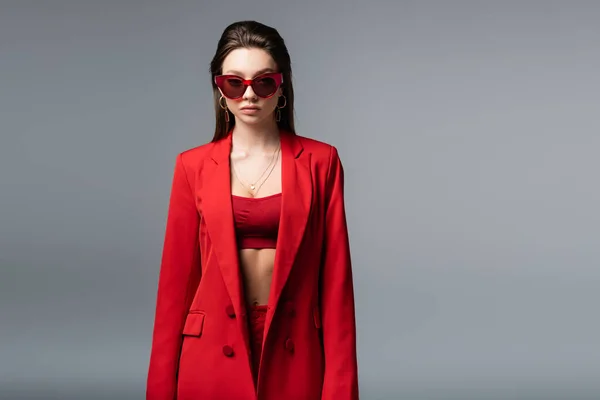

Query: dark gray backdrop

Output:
[1, 1, 599, 399]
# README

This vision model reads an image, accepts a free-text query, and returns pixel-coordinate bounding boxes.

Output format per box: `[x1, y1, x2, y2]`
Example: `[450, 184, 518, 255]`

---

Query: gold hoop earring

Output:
[277, 95, 287, 109]
[276, 95, 286, 122]
[219, 95, 228, 109]
[219, 95, 230, 122]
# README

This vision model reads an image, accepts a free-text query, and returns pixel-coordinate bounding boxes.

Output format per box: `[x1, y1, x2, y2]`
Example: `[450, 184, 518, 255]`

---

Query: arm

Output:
[320, 146, 359, 400]
[146, 153, 201, 400]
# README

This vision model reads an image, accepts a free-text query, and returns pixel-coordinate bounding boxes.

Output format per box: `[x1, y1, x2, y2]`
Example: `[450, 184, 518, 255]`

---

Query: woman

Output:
[146, 20, 358, 400]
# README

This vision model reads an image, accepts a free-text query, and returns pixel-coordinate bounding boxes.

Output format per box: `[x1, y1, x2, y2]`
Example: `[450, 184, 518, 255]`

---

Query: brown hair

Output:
[209, 20, 296, 142]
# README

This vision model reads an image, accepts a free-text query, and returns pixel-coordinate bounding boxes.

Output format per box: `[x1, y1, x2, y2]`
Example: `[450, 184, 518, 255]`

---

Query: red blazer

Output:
[146, 130, 359, 400]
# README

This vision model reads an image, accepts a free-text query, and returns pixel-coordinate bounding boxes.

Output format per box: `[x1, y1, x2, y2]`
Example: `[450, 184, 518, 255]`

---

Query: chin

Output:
[235, 113, 270, 125]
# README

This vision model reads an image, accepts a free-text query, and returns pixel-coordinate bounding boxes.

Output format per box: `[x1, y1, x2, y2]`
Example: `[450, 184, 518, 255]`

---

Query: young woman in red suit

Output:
[146, 20, 359, 400]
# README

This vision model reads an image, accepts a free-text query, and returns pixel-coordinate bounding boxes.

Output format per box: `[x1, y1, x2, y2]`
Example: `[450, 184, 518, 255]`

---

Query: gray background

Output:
[1, 1, 599, 399]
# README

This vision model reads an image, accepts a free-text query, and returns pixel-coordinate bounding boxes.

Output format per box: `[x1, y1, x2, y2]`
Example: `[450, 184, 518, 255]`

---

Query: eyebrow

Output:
[223, 68, 276, 77]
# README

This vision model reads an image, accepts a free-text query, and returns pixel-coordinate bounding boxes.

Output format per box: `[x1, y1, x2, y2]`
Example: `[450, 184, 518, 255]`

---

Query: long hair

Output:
[209, 21, 296, 142]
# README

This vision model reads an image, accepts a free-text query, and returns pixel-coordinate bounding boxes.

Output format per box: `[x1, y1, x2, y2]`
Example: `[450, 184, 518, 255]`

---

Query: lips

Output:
[241, 106, 260, 110]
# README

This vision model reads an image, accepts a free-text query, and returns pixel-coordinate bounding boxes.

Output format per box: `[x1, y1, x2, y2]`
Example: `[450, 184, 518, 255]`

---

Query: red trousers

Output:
[248, 304, 268, 385]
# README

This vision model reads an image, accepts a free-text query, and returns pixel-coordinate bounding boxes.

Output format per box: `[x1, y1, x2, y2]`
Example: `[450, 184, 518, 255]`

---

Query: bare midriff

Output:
[239, 248, 276, 306]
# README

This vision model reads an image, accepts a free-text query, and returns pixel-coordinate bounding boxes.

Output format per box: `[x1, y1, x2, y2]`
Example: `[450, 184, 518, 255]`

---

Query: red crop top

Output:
[231, 193, 282, 249]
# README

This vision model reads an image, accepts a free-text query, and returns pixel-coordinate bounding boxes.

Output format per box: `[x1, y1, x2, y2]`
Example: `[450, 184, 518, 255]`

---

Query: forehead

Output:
[221, 47, 278, 78]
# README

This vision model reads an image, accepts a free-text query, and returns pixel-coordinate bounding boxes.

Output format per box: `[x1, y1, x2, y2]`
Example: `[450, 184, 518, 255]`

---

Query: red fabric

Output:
[231, 193, 281, 249]
[146, 131, 358, 400]
[248, 304, 268, 385]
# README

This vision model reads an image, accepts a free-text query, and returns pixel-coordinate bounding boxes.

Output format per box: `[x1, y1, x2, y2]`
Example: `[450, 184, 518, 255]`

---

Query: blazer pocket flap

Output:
[313, 306, 322, 329]
[182, 312, 205, 336]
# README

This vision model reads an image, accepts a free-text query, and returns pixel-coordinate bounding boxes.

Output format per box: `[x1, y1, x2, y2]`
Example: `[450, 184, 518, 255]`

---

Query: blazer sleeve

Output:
[320, 146, 359, 400]
[146, 153, 202, 400]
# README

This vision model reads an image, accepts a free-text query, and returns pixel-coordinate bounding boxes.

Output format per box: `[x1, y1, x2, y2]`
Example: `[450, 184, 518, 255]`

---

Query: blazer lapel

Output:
[265, 132, 313, 335]
[199, 133, 246, 319]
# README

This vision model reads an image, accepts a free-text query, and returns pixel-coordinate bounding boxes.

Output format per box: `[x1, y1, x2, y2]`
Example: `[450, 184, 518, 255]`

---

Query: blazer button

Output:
[284, 338, 295, 352]
[225, 304, 236, 318]
[222, 345, 234, 357]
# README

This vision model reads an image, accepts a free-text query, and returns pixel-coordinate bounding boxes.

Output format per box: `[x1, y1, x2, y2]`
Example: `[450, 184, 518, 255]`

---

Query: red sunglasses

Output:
[215, 72, 283, 100]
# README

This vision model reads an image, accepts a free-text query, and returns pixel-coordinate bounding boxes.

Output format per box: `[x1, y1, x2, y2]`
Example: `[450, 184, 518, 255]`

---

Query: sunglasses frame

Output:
[214, 72, 284, 100]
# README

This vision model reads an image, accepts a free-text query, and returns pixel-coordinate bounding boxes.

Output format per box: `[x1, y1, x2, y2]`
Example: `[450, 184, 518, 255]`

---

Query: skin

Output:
[218, 47, 285, 307]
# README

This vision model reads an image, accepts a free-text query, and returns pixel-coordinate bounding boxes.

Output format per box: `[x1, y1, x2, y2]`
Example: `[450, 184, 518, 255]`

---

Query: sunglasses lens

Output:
[252, 76, 278, 98]
[216, 74, 281, 99]
[220, 77, 245, 98]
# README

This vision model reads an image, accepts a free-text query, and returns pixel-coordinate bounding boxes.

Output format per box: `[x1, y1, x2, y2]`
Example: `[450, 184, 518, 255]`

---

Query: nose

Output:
[243, 84, 258, 100]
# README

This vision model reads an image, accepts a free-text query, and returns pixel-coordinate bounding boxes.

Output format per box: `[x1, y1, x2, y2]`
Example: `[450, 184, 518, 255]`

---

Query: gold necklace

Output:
[232, 143, 280, 192]
[250, 146, 280, 194]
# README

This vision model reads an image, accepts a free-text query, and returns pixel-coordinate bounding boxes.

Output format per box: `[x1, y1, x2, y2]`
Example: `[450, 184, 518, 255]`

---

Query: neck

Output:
[231, 119, 280, 154]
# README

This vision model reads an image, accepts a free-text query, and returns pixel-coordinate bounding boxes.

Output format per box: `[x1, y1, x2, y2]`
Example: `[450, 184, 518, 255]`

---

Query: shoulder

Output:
[167, 139, 218, 183]
[290, 132, 346, 192]
[173, 139, 218, 170]
[178, 140, 215, 163]
[293, 133, 343, 165]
